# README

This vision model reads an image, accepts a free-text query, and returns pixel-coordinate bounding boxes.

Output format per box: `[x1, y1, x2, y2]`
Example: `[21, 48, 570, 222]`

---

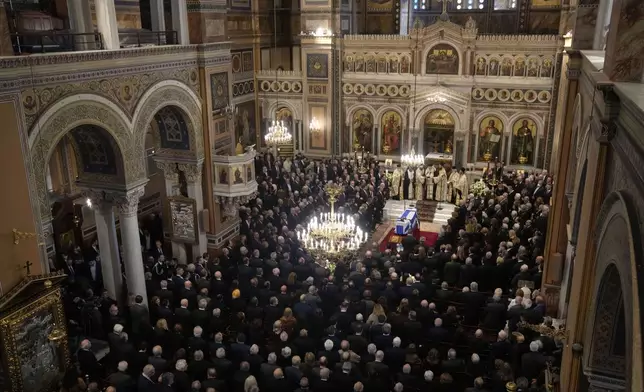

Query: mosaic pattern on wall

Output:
[307, 54, 329, 79]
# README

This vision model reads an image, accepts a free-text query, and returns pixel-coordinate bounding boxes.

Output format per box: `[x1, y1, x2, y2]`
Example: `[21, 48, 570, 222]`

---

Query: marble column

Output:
[155, 160, 188, 263]
[150, 0, 166, 33]
[89, 192, 123, 301]
[170, 0, 189, 45]
[115, 187, 148, 305]
[179, 163, 207, 257]
[603, 0, 644, 82]
[94, 0, 120, 50]
[66, 0, 95, 50]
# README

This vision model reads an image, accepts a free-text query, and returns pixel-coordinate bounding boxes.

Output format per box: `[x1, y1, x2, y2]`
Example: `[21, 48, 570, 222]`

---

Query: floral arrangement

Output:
[471, 179, 490, 198]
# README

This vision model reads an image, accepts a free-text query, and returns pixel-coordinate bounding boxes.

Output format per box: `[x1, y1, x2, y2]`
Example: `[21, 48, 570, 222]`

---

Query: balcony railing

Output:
[11, 32, 103, 54]
[118, 30, 178, 48]
[9, 30, 179, 55]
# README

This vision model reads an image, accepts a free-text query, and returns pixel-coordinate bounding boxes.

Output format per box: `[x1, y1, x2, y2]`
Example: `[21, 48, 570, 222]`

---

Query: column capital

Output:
[179, 163, 203, 183]
[82, 189, 114, 211]
[155, 160, 179, 181]
[114, 187, 145, 217]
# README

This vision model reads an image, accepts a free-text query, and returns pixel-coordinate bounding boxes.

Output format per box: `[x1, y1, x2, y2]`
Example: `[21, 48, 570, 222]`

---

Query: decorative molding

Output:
[178, 163, 203, 183]
[155, 160, 179, 181]
[597, 120, 617, 143]
[0, 42, 231, 70]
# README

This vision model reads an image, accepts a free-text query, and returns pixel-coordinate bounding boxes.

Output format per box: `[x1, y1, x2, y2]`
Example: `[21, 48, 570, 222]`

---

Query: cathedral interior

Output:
[0, 0, 643, 391]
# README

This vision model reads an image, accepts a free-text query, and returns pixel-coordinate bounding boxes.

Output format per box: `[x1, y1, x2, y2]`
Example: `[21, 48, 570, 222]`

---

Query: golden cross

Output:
[438, 0, 452, 15]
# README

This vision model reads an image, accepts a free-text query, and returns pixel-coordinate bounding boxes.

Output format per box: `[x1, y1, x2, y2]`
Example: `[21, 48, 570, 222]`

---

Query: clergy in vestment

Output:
[455, 168, 469, 204]
[403, 167, 415, 200]
[391, 166, 403, 199]
[433, 164, 448, 202]
[447, 167, 460, 203]
[424, 165, 435, 200]
[414, 166, 425, 200]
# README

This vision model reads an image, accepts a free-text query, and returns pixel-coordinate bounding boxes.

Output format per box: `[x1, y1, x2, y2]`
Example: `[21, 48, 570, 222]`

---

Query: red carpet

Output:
[379, 229, 439, 251]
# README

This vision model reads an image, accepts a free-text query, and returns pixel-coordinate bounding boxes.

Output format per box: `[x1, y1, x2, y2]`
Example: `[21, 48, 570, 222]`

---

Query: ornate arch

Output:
[414, 104, 461, 131]
[507, 112, 545, 137]
[345, 104, 377, 125]
[264, 99, 302, 121]
[421, 41, 464, 76]
[585, 191, 644, 391]
[472, 110, 510, 134]
[29, 97, 137, 220]
[132, 80, 204, 163]
[375, 106, 406, 128]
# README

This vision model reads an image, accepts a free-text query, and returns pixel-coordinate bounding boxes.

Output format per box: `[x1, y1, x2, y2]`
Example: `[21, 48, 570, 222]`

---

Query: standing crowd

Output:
[59, 152, 559, 392]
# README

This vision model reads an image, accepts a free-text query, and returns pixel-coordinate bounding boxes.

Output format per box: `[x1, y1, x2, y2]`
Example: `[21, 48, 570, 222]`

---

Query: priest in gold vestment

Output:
[425, 165, 435, 200]
[391, 166, 403, 199]
[454, 167, 469, 204]
[415, 166, 425, 200]
[447, 167, 460, 203]
[433, 164, 448, 202]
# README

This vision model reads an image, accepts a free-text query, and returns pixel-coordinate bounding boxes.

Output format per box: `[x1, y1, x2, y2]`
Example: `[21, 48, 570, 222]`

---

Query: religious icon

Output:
[525, 91, 536, 102]
[344, 56, 354, 72]
[377, 57, 387, 73]
[276, 107, 293, 136]
[381, 111, 402, 154]
[498, 90, 509, 100]
[489, 58, 499, 76]
[511, 118, 536, 165]
[541, 58, 553, 77]
[353, 109, 374, 151]
[500, 58, 513, 76]
[473, 89, 483, 100]
[527, 58, 539, 77]
[246, 165, 253, 181]
[233, 167, 244, 184]
[219, 168, 228, 184]
[366, 55, 376, 72]
[426, 44, 459, 75]
[355, 56, 365, 72]
[514, 57, 526, 76]
[512, 90, 523, 101]
[478, 116, 503, 161]
[400, 56, 411, 73]
[475, 57, 487, 75]
[389, 57, 399, 73]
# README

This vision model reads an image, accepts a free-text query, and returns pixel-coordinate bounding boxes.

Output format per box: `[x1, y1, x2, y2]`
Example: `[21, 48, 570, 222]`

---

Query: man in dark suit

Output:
[106, 361, 135, 392]
[441, 349, 465, 375]
[443, 254, 461, 287]
[137, 365, 157, 392]
[151, 240, 165, 261]
[129, 295, 150, 341]
[482, 296, 507, 331]
[78, 339, 102, 382]
[174, 299, 192, 331]
[521, 341, 547, 380]
[148, 346, 168, 377]
[366, 350, 389, 384]
[427, 318, 450, 344]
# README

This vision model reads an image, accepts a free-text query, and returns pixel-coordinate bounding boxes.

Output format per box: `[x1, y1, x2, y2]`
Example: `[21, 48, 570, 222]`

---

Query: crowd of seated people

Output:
[59, 152, 559, 392]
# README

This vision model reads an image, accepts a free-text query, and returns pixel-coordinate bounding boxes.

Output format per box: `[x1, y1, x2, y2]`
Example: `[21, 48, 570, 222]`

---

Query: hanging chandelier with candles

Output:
[309, 116, 322, 135]
[401, 146, 424, 166]
[265, 120, 292, 145]
[298, 183, 368, 255]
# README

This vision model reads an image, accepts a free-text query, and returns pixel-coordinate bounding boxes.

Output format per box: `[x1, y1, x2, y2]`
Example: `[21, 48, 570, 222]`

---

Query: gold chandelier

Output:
[309, 116, 322, 135]
[298, 183, 368, 255]
[265, 120, 292, 145]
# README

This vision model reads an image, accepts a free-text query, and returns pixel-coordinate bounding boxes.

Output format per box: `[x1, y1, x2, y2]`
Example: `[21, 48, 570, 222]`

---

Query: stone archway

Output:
[29, 97, 139, 221]
[133, 80, 204, 165]
[584, 191, 644, 391]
